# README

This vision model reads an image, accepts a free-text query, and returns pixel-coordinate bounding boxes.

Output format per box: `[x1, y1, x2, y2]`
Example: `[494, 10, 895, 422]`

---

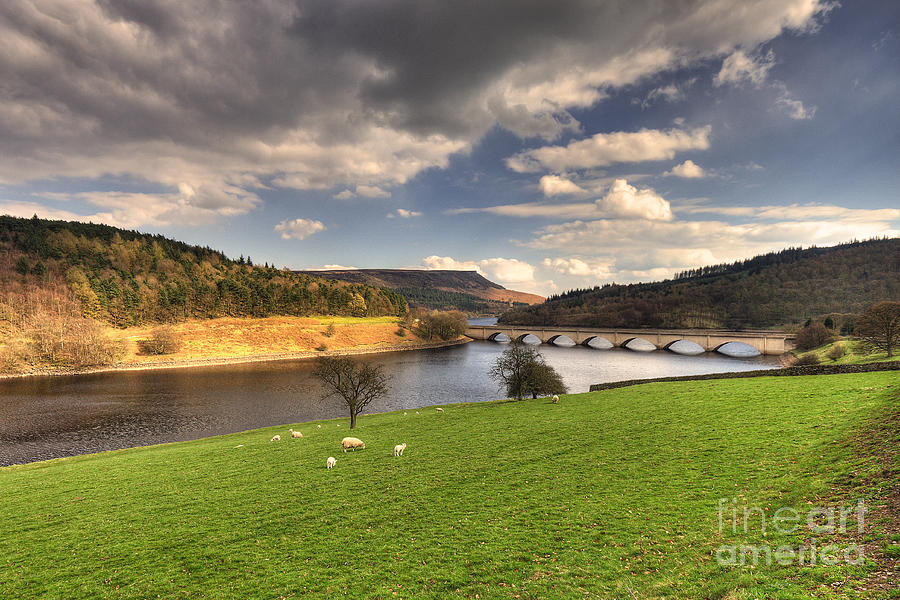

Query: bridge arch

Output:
[582, 336, 614, 349]
[664, 339, 705, 355]
[515, 333, 542, 344]
[715, 341, 761, 357]
[623, 337, 657, 352]
[547, 334, 576, 346]
[487, 332, 510, 343]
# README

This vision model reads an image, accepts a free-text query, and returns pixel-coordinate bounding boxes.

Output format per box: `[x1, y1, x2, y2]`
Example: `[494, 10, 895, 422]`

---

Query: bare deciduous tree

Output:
[856, 301, 900, 357]
[312, 356, 390, 428]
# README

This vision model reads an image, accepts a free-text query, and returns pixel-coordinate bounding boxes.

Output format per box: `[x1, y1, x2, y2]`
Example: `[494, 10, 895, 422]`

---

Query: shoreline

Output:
[0, 337, 472, 380]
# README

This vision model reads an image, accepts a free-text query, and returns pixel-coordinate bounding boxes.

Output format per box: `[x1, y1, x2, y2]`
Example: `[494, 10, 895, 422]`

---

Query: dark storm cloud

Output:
[0, 0, 832, 223]
[289, 0, 607, 137]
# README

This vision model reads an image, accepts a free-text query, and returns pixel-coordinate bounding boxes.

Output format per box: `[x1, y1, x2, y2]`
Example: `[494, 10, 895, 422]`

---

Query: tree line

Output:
[501, 238, 899, 329]
[0, 215, 408, 328]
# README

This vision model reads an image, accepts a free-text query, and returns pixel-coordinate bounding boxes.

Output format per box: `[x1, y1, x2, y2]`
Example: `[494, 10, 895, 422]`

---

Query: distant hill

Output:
[499, 238, 900, 329]
[300, 269, 544, 314]
[0, 215, 407, 329]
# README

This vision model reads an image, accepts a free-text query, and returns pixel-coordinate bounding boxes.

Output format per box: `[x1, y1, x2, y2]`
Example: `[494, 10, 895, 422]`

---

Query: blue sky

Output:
[0, 0, 897, 295]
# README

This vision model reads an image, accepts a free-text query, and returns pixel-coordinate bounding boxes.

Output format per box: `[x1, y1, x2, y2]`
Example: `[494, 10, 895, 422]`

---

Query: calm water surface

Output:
[0, 340, 779, 466]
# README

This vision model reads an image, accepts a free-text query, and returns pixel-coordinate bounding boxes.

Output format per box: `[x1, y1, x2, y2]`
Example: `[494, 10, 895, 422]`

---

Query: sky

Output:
[1, 0, 898, 296]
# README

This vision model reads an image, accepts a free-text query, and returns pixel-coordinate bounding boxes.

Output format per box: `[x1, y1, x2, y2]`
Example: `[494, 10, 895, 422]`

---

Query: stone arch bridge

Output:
[465, 325, 795, 355]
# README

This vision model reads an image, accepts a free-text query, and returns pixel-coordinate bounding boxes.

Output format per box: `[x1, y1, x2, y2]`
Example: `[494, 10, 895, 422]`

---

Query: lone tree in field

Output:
[312, 356, 390, 428]
[489, 341, 566, 400]
[855, 301, 900, 357]
[524, 362, 568, 399]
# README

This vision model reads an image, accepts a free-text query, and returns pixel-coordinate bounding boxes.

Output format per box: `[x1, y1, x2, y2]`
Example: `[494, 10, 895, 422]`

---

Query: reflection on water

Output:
[667, 339, 706, 356]
[0, 341, 779, 466]
[624, 338, 657, 352]
[717, 341, 762, 357]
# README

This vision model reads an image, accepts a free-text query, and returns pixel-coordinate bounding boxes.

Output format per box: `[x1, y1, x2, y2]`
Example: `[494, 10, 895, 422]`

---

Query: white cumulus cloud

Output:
[543, 257, 615, 279]
[539, 175, 588, 196]
[596, 179, 673, 221]
[506, 127, 711, 173]
[422, 255, 536, 284]
[274, 218, 326, 240]
[665, 159, 706, 178]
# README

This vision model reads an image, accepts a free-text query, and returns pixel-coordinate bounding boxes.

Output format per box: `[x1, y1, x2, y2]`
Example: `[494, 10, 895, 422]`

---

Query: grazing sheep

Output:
[393, 443, 407, 457]
[435, 407, 444, 413]
[326, 456, 336, 469]
[403, 412, 408, 416]
[317, 424, 322, 429]
[415, 411, 419, 415]
[289, 428, 303, 439]
[341, 437, 365, 452]
[270, 434, 281, 442]
[552, 395, 559, 404]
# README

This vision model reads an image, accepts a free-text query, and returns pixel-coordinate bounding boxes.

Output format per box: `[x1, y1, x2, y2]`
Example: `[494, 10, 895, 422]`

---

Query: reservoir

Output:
[0, 340, 779, 466]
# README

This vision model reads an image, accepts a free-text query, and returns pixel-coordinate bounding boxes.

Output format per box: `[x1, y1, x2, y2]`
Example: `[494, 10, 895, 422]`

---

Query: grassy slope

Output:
[1, 374, 897, 599]
[113, 316, 419, 365]
[793, 339, 900, 365]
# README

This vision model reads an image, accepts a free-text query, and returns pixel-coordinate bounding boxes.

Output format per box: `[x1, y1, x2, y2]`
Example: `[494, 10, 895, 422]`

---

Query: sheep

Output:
[435, 407, 444, 413]
[270, 434, 281, 442]
[289, 428, 303, 439]
[415, 411, 419, 415]
[341, 437, 365, 452]
[317, 424, 322, 429]
[326, 456, 336, 469]
[393, 443, 407, 457]
[552, 394, 559, 404]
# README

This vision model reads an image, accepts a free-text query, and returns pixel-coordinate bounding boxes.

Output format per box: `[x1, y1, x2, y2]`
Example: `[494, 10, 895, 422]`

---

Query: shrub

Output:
[395, 328, 406, 337]
[794, 322, 833, 350]
[826, 343, 845, 361]
[316, 343, 328, 351]
[416, 310, 468, 341]
[794, 353, 820, 366]
[324, 323, 336, 337]
[140, 326, 183, 355]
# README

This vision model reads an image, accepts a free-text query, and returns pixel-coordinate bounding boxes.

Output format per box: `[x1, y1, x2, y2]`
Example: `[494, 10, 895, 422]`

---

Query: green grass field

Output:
[1, 373, 897, 599]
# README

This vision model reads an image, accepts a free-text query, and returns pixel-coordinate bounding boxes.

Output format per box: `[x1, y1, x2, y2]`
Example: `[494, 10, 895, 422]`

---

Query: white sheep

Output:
[393, 443, 407, 457]
[289, 428, 303, 439]
[270, 434, 281, 442]
[341, 437, 365, 452]
[326, 456, 336, 469]
[552, 394, 559, 404]
[435, 407, 444, 413]
[317, 424, 322, 429]
[415, 411, 419, 415]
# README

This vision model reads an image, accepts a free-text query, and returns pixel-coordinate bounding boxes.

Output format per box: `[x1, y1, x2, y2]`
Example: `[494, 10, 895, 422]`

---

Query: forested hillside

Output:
[0, 215, 407, 328]
[499, 238, 900, 329]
